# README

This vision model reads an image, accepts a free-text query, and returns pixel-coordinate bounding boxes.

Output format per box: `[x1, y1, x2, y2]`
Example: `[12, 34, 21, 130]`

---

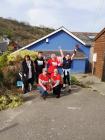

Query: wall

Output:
[72, 59, 86, 73]
[94, 31, 105, 79]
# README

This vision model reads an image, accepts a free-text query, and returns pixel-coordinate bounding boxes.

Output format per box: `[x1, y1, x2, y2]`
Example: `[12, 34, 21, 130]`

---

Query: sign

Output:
[93, 53, 97, 62]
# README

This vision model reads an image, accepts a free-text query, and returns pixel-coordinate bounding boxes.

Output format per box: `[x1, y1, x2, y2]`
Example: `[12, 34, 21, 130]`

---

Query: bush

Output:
[0, 93, 23, 111]
[8, 49, 38, 64]
[71, 76, 80, 85]
[71, 75, 90, 88]
[0, 69, 4, 81]
[2, 65, 19, 89]
[0, 51, 9, 68]
[0, 69, 4, 88]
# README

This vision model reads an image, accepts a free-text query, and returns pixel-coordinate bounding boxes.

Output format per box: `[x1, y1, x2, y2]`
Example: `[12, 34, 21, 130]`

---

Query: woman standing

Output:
[21, 55, 35, 94]
[60, 45, 79, 92]
[47, 53, 60, 76]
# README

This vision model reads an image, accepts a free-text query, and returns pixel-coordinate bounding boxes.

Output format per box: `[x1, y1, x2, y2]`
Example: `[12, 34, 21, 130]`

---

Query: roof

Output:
[12, 27, 88, 54]
[43, 50, 86, 59]
[12, 26, 97, 54]
[94, 28, 105, 41]
[72, 32, 97, 46]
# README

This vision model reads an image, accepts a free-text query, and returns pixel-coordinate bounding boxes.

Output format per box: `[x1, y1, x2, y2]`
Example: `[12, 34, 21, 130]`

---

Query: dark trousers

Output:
[36, 72, 41, 83]
[23, 78, 33, 93]
[53, 84, 62, 97]
[63, 71, 70, 85]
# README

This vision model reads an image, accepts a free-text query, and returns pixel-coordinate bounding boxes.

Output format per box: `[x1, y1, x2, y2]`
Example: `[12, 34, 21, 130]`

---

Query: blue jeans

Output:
[38, 86, 48, 96]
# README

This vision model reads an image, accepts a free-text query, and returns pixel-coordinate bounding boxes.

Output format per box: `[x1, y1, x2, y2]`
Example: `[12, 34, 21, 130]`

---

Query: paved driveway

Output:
[0, 86, 105, 140]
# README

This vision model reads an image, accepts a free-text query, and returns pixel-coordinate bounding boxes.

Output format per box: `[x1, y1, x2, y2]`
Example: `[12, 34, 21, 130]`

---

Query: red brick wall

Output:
[94, 32, 105, 79]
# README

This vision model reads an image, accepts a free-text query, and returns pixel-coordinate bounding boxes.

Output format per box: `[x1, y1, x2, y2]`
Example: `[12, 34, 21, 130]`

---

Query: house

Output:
[94, 28, 105, 81]
[3, 36, 10, 45]
[13, 26, 97, 73]
[0, 42, 8, 54]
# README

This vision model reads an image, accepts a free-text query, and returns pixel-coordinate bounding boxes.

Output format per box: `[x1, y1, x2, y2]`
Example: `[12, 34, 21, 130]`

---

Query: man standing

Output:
[34, 52, 45, 83]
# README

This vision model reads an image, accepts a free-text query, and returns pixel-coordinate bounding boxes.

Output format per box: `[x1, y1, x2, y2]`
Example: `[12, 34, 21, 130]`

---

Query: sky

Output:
[0, 0, 105, 32]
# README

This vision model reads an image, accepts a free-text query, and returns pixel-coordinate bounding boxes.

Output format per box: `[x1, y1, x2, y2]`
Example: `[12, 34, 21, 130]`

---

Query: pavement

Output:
[0, 74, 105, 140]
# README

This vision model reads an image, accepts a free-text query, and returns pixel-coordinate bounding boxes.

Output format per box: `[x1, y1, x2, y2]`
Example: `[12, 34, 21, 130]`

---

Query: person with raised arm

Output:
[59, 45, 79, 92]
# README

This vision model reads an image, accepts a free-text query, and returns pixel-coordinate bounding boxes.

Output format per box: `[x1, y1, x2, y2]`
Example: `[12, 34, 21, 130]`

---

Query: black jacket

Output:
[21, 60, 35, 80]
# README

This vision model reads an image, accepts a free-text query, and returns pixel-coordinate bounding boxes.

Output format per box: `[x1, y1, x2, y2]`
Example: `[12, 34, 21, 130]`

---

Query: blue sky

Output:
[0, 0, 105, 32]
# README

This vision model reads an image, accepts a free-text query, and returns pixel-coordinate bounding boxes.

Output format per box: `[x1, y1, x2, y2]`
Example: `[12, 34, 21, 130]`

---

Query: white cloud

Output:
[0, 0, 105, 32]
[64, 0, 100, 11]
[3, 0, 31, 6]
[27, 7, 63, 28]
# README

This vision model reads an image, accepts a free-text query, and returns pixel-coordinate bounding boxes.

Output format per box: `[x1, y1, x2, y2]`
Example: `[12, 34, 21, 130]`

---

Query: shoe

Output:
[24, 90, 29, 94]
[42, 95, 47, 100]
[68, 89, 71, 92]
[56, 94, 60, 98]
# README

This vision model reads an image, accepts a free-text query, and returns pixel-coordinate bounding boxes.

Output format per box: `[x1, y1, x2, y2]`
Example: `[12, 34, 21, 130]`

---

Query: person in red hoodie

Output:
[47, 53, 60, 76]
[38, 68, 50, 100]
[51, 69, 63, 98]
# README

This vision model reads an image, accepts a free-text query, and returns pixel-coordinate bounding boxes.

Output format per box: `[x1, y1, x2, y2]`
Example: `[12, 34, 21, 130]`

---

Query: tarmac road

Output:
[0, 86, 105, 140]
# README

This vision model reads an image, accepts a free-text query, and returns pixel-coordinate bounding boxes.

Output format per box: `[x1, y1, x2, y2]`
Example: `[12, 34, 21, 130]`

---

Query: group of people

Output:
[20, 45, 79, 99]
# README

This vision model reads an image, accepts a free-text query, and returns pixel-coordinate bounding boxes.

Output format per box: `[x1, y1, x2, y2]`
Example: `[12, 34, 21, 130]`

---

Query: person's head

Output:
[38, 51, 43, 58]
[54, 69, 58, 75]
[76, 44, 79, 49]
[51, 53, 56, 60]
[65, 54, 70, 60]
[42, 68, 47, 75]
[24, 55, 30, 61]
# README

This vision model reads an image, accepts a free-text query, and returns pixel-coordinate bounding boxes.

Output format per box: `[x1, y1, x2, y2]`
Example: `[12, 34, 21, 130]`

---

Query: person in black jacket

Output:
[60, 45, 79, 92]
[34, 52, 45, 83]
[21, 55, 35, 94]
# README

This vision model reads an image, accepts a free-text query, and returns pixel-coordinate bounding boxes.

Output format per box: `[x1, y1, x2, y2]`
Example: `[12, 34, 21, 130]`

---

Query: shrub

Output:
[0, 69, 4, 81]
[0, 69, 4, 88]
[71, 75, 90, 88]
[0, 93, 23, 111]
[2, 65, 19, 89]
[8, 49, 38, 64]
[71, 76, 80, 85]
[0, 51, 9, 68]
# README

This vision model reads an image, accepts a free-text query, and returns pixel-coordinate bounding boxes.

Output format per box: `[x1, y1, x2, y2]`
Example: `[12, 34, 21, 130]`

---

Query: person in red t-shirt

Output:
[47, 54, 60, 76]
[38, 68, 50, 99]
[51, 69, 63, 98]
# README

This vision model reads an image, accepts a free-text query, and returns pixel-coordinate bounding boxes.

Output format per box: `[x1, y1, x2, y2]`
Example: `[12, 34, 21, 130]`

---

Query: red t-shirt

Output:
[47, 58, 59, 74]
[39, 74, 49, 89]
[51, 73, 62, 85]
